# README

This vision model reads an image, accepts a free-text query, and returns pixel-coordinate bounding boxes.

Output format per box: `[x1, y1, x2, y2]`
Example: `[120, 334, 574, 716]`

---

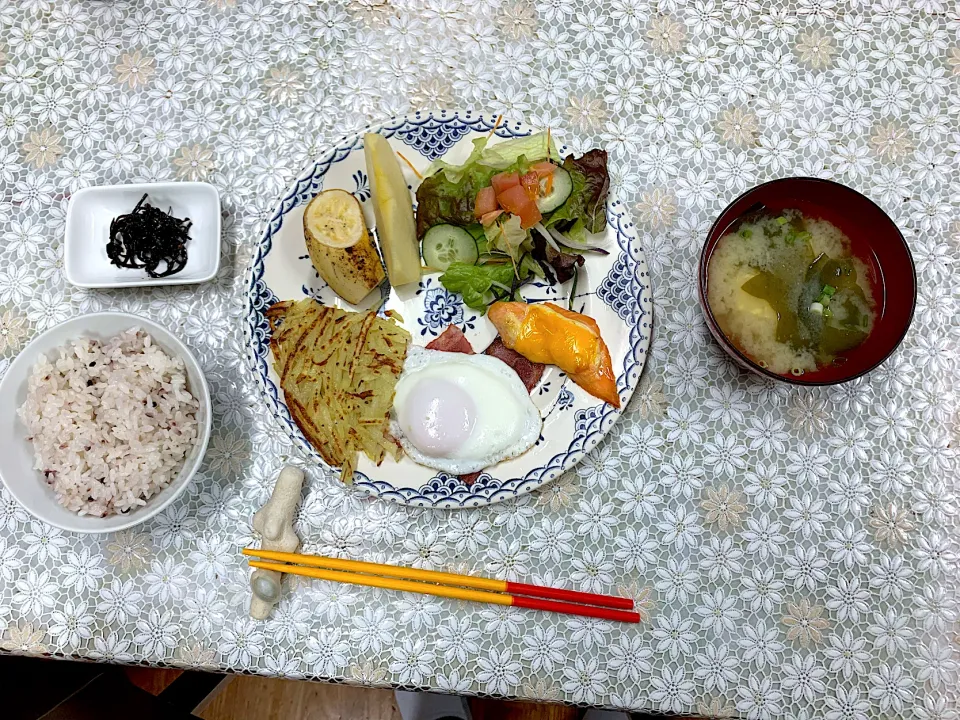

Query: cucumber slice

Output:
[422, 224, 479, 271]
[537, 167, 572, 213]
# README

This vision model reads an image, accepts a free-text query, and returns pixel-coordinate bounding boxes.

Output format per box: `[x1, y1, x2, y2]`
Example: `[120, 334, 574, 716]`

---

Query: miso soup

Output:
[706, 209, 877, 377]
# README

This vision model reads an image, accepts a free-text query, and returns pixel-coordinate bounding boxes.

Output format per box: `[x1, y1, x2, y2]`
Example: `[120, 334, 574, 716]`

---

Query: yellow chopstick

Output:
[247, 559, 641, 622]
[243, 547, 637, 614]
[249, 560, 511, 606]
[243, 547, 505, 591]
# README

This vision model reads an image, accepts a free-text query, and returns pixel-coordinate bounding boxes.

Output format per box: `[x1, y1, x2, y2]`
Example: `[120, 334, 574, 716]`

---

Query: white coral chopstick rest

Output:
[249, 465, 304, 619]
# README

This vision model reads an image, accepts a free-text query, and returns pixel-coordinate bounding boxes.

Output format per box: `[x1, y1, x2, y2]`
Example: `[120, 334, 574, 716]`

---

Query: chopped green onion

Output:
[810, 301, 824, 315]
[568, 265, 579, 311]
[815, 285, 837, 307]
[797, 231, 812, 242]
[823, 307, 834, 319]
[739, 228, 752, 239]
[785, 231, 796, 246]
[776, 216, 788, 226]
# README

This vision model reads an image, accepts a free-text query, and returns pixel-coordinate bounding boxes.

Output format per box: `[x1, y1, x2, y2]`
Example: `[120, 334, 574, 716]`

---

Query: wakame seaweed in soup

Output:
[706, 209, 877, 377]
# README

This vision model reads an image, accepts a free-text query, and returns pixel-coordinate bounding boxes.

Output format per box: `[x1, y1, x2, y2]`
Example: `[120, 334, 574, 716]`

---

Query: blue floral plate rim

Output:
[244, 110, 653, 508]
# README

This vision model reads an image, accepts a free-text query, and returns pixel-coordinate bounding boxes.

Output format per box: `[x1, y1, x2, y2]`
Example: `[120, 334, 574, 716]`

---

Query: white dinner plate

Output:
[244, 110, 652, 508]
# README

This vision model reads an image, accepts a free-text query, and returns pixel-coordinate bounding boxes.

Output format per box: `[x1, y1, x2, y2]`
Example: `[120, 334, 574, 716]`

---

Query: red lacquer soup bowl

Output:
[698, 178, 917, 386]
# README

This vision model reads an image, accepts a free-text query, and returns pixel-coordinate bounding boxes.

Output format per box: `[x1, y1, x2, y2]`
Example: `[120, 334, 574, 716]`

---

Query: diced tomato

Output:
[491, 171, 520, 195]
[474, 186, 498, 220]
[480, 209, 503, 227]
[520, 171, 540, 201]
[530, 161, 557, 177]
[497, 184, 542, 229]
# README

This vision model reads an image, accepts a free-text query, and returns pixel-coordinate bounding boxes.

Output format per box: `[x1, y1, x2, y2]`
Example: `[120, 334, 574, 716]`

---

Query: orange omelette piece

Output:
[487, 301, 620, 408]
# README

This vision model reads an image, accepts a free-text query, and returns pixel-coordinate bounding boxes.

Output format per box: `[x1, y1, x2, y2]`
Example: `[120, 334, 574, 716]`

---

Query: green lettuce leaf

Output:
[544, 149, 609, 235]
[439, 262, 516, 312]
[415, 165, 498, 238]
[422, 132, 559, 180]
[563, 218, 588, 246]
[422, 137, 489, 184]
[416, 132, 563, 238]
[483, 214, 530, 264]
[520, 253, 544, 279]
[477, 132, 559, 167]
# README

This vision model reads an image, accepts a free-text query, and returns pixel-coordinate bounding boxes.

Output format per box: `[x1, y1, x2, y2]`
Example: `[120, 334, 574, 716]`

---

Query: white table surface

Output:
[1, 1, 958, 717]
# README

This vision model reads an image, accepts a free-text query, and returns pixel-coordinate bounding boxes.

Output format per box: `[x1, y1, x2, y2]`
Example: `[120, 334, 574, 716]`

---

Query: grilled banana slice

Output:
[303, 189, 384, 305]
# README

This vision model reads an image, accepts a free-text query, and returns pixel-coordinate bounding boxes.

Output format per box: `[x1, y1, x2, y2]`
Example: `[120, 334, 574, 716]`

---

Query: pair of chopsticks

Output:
[243, 548, 640, 623]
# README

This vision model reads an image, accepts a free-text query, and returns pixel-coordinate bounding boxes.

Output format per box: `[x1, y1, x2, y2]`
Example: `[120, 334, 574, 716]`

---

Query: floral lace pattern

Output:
[1, 0, 959, 716]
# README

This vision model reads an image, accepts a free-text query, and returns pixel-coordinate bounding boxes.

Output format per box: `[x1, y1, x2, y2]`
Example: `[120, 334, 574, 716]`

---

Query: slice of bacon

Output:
[484, 336, 544, 393]
[420, 326, 545, 486]
[425, 325, 474, 354]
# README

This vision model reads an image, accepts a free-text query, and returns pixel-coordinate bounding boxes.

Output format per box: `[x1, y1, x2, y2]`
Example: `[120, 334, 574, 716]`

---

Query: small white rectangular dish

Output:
[65, 181, 221, 288]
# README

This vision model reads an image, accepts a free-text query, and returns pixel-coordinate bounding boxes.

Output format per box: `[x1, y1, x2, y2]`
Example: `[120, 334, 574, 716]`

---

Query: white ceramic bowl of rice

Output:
[0, 312, 211, 533]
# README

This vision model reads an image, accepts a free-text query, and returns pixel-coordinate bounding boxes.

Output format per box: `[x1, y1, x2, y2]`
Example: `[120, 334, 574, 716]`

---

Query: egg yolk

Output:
[510, 305, 597, 373]
[399, 378, 477, 457]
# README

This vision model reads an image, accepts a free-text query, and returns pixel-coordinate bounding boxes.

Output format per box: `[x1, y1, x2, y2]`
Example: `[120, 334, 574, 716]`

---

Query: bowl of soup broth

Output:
[698, 178, 916, 385]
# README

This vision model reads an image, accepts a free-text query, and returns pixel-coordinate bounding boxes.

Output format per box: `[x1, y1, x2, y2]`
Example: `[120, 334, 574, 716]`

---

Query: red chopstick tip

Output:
[512, 595, 642, 623]
[505, 581, 635, 610]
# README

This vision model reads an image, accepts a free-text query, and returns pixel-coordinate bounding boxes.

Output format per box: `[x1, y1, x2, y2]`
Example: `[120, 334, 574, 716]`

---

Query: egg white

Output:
[391, 346, 542, 475]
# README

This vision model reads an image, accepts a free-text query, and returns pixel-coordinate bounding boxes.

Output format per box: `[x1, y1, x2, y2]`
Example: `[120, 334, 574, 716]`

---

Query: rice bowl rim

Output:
[0, 312, 212, 534]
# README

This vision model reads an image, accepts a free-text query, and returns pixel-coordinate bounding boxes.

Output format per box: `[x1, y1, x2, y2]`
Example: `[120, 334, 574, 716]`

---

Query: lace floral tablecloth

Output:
[2, 1, 959, 717]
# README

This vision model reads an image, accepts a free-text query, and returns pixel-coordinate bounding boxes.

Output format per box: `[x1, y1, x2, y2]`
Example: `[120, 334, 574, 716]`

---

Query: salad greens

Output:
[543, 150, 610, 236]
[483, 214, 528, 264]
[415, 133, 562, 237]
[438, 262, 516, 312]
[415, 130, 609, 311]
[439, 233, 583, 314]
[423, 133, 561, 183]
[415, 169, 488, 238]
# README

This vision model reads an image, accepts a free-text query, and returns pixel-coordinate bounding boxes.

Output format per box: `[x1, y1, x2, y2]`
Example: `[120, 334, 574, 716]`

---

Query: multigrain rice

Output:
[18, 328, 199, 517]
